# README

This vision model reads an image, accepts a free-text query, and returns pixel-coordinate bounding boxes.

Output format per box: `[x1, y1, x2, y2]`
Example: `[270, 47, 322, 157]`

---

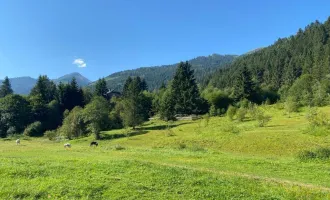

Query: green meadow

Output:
[1, 105, 330, 199]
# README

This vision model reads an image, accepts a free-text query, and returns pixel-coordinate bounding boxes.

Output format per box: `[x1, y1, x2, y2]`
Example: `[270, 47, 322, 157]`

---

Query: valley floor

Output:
[1, 105, 330, 199]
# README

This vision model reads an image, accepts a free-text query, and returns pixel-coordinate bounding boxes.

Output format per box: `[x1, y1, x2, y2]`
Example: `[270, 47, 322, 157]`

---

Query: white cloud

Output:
[73, 58, 87, 68]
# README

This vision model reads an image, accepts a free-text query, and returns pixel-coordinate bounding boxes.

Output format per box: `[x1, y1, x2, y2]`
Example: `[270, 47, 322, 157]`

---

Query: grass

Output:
[2, 105, 330, 199]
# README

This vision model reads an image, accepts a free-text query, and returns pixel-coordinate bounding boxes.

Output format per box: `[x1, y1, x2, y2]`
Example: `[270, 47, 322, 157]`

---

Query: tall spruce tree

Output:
[121, 76, 149, 129]
[0, 77, 13, 98]
[30, 75, 57, 104]
[232, 66, 256, 102]
[122, 76, 133, 96]
[171, 61, 205, 115]
[94, 78, 108, 98]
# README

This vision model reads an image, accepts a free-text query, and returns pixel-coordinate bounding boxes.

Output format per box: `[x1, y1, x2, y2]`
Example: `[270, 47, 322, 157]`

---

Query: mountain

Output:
[54, 72, 91, 86]
[91, 54, 237, 91]
[209, 17, 330, 91]
[0, 73, 90, 95]
[4, 77, 37, 96]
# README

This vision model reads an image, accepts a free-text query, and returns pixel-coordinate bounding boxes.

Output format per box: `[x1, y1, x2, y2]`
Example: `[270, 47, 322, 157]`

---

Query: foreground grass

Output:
[1, 105, 330, 199]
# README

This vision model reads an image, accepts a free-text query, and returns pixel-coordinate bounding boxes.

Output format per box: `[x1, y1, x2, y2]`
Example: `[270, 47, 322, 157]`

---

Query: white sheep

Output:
[64, 143, 71, 148]
[16, 139, 20, 145]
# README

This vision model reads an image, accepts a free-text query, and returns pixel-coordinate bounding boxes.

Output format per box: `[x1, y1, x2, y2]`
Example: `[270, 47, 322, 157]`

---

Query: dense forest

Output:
[209, 17, 330, 101]
[90, 54, 236, 91]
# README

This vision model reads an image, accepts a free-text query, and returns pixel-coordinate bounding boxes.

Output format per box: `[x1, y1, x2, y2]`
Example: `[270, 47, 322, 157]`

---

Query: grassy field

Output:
[1, 105, 330, 199]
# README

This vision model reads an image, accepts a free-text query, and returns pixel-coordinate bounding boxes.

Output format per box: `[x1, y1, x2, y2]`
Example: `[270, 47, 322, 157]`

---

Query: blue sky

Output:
[0, 0, 330, 81]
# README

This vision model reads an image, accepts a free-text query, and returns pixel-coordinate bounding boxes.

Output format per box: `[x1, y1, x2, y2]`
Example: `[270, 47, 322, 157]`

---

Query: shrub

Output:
[238, 99, 249, 108]
[209, 105, 218, 116]
[226, 105, 237, 121]
[285, 96, 299, 114]
[178, 142, 187, 150]
[221, 121, 240, 134]
[298, 147, 330, 161]
[306, 107, 329, 127]
[236, 108, 247, 122]
[45, 130, 58, 141]
[255, 109, 271, 127]
[298, 150, 317, 161]
[23, 121, 43, 137]
[315, 147, 330, 159]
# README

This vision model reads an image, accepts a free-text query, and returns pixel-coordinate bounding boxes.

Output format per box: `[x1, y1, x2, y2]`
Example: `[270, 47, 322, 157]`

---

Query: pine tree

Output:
[140, 78, 148, 91]
[94, 78, 108, 98]
[0, 77, 13, 98]
[121, 76, 149, 129]
[30, 75, 57, 104]
[232, 66, 256, 102]
[122, 76, 133, 96]
[159, 87, 176, 121]
[171, 61, 205, 115]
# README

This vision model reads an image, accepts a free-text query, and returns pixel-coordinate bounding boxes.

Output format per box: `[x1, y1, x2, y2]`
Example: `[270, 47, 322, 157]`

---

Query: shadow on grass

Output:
[100, 121, 193, 140]
[139, 122, 193, 131]
[100, 130, 148, 140]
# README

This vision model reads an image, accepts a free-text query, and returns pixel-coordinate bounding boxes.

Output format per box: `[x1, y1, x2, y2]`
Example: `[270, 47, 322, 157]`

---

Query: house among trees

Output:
[104, 89, 121, 100]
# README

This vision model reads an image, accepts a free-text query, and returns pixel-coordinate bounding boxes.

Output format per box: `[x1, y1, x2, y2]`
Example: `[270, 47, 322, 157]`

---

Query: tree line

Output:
[0, 61, 208, 139]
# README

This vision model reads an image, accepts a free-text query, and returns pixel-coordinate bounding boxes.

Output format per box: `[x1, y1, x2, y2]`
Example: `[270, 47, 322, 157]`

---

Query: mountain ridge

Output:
[0, 72, 91, 95]
[90, 54, 237, 91]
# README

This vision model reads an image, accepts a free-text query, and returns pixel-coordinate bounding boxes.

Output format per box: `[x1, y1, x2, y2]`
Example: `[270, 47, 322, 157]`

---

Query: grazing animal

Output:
[90, 141, 98, 147]
[16, 139, 20, 145]
[64, 143, 71, 148]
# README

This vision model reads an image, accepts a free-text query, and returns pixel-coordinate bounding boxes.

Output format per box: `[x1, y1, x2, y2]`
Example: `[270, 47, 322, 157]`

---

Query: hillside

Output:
[209, 17, 330, 91]
[0, 73, 90, 95]
[93, 54, 236, 91]
[1, 105, 330, 199]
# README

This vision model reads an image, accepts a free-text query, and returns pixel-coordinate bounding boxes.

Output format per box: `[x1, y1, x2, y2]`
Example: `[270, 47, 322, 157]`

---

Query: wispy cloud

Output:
[73, 58, 87, 68]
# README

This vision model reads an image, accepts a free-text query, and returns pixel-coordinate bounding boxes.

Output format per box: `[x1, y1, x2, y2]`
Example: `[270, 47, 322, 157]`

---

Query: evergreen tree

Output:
[122, 76, 133, 96]
[121, 76, 149, 129]
[159, 87, 176, 121]
[57, 78, 84, 111]
[140, 78, 148, 91]
[171, 61, 206, 115]
[0, 77, 13, 98]
[94, 78, 108, 98]
[232, 66, 256, 102]
[30, 75, 57, 104]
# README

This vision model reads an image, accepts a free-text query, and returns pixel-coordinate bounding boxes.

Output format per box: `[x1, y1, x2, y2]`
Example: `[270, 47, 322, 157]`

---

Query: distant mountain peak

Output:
[1, 73, 91, 95]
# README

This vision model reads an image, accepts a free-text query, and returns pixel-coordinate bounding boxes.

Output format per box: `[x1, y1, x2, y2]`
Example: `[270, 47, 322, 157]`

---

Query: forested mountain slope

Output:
[209, 17, 330, 92]
[92, 54, 236, 91]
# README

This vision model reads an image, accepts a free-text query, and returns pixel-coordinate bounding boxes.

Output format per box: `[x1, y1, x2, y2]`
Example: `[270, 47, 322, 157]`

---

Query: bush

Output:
[315, 147, 330, 159]
[306, 107, 329, 127]
[236, 108, 247, 122]
[298, 147, 330, 161]
[178, 142, 187, 150]
[226, 105, 237, 121]
[255, 109, 271, 127]
[298, 150, 317, 161]
[221, 121, 240, 134]
[45, 130, 58, 141]
[285, 96, 299, 115]
[23, 121, 43, 137]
